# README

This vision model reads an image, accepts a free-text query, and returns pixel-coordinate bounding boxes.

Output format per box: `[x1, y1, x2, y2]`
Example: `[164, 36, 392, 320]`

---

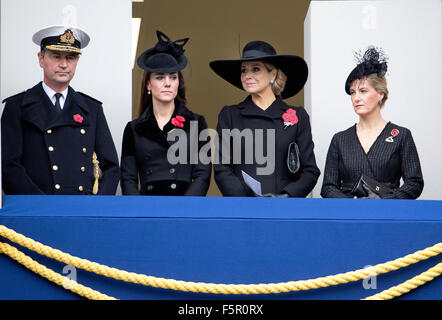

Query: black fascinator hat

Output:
[209, 40, 308, 99]
[345, 46, 388, 94]
[137, 31, 189, 73]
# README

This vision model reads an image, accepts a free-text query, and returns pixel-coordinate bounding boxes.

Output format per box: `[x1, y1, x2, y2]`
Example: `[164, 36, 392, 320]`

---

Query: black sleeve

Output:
[281, 108, 320, 197]
[321, 134, 353, 198]
[94, 105, 120, 195]
[214, 106, 251, 196]
[184, 116, 212, 196]
[120, 122, 140, 195]
[1, 99, 45, 194]
[384, 129, 424, 199]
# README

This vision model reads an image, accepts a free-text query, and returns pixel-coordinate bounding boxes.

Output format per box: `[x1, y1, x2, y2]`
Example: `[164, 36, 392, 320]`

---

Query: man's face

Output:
[38, 50, 80, 89]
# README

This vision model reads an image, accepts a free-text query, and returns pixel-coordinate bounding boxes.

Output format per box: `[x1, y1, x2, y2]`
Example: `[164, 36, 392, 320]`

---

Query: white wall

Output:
[1, 0, 132, 195]
[305, 0, 442, 200]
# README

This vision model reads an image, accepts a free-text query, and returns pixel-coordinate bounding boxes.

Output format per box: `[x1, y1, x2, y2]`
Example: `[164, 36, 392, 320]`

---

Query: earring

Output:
[148, 89, 151, 95]
[378, 98, 382, 105]
[270, 79, 275, 84]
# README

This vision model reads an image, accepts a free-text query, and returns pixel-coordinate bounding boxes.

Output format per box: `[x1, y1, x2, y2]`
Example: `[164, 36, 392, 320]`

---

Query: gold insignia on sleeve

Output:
[60, 29, 75, 44]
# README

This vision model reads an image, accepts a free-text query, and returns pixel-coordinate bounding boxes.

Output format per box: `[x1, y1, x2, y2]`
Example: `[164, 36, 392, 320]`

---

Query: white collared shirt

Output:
[42, 81, 68, 110]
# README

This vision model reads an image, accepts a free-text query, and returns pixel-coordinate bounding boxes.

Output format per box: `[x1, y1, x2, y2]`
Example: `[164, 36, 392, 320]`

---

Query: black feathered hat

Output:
[209, 40, 308, 99]
[137, 31, 189, 73]
[345, 46, 388, 94]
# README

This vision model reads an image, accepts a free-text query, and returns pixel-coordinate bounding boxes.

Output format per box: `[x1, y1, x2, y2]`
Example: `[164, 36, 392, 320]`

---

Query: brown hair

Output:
[137, 71, 187, 118]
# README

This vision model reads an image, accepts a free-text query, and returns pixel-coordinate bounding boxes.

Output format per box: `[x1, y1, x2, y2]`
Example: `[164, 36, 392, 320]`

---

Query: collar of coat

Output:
[133, 99, 196, 147]
[237, 95, 294, 119]
[20, 82, 91, 131]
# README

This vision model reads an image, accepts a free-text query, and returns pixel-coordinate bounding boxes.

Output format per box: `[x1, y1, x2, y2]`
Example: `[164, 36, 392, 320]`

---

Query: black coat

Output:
[321, 122, 424, 199]
[120, 101, 211, 196]
[1, 82, 120, 195]
[214, 96, 320, 197]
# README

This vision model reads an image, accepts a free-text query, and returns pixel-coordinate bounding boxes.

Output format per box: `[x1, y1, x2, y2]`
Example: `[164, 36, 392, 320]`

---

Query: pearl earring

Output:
[270, 79, 275, 84]
[148, 89, 151, 95]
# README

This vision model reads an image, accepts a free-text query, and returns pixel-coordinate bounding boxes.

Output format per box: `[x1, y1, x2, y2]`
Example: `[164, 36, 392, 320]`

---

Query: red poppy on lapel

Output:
[391, 129, 399, 136]
[73, 114, 84, 123]
[282, 108, 298, 129]
[171, 115, 185, 128]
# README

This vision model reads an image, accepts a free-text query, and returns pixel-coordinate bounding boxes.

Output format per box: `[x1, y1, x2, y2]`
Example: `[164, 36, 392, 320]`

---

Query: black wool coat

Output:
[214, 96, 320, 197]
[321, 122, 424, 199]
[120, 101, 211, 196]
[1, 82, 120, 195]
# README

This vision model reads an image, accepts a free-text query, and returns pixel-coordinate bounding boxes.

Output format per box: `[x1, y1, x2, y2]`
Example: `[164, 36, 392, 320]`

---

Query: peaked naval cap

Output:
[32, 25, 90, 54]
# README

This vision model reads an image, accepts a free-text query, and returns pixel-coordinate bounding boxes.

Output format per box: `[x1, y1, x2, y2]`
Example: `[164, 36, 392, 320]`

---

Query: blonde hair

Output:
[263, 62, 287, 96]
[366, 73, 389, 108]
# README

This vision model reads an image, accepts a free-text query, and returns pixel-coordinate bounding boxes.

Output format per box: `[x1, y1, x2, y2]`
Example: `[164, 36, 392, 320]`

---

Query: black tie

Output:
[54, 93, 62, 112]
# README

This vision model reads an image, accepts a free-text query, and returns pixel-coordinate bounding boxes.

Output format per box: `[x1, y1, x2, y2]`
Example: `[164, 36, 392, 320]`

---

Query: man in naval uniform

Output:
[1, 25, 120, 195]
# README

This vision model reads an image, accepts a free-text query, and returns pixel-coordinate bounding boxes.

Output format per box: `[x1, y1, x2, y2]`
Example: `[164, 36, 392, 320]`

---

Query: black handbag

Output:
[351, 174, 393, 198]
[287, 142, 300, 173]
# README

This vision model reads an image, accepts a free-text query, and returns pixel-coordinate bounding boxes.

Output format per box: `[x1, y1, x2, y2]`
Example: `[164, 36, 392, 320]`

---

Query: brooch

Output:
[282, 108, 298, 130]
[385, 128, 399, 142]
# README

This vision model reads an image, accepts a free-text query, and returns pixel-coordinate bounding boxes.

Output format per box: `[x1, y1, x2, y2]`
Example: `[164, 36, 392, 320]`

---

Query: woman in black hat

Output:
[210, 41, 320, 197]
[121, 31, 211, 196]
[321, 46, 423, 199]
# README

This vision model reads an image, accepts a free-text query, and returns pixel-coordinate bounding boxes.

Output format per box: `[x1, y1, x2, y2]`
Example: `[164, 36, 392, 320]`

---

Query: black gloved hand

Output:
[261, 193, 289, 198]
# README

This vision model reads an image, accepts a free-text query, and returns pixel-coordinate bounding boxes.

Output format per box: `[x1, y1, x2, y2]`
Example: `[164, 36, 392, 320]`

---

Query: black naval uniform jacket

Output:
[120, 100, 211, 196]
[214, 96, 320, 197]
[1, 82, 120, 195]
[321, 122, 424, 199]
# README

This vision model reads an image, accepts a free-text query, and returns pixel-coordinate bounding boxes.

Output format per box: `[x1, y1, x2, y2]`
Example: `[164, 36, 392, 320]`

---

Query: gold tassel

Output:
[92, 152, 102, 195]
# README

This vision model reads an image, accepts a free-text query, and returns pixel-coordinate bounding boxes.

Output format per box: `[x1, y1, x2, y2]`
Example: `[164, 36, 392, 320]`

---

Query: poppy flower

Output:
[73, 114, 84, 123]
[282, 108, 298, 129]
[391, 129, 399, 136]
[171, 115, 185, 128]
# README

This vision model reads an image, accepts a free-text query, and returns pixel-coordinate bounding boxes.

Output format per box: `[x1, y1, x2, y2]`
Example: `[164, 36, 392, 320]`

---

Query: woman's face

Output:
[147, 72, 179, 104]
[349, 78, 384, 116]
[240, 61, 276, 96]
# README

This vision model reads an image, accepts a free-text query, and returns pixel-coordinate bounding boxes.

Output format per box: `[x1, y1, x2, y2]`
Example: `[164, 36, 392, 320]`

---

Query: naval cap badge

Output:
[60, 29, 75, 44]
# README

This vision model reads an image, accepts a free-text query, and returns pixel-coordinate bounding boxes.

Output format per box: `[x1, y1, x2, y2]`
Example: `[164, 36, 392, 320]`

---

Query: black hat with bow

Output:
[209, 40, 308, 99]
[137, 31, 189, 73]
[345, 46, 388, 94]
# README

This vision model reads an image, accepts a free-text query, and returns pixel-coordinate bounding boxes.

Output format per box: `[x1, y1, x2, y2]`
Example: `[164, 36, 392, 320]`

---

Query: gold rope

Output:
[0, 242, 116, 300]
[363, 262, 442, 300]
[92, 152, 102, 195]
[0, 224, 440, 299]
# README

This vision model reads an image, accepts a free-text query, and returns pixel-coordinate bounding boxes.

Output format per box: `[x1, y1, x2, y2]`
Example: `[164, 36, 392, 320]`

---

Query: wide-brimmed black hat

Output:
[209, 40, 308, 99]
[345, 46, 388, 94]
[137, 30, 189, 73]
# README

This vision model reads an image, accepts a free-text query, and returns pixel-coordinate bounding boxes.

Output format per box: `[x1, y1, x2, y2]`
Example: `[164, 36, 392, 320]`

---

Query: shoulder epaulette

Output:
[77, 92, 102, 105]
[2, 90, 27, 104]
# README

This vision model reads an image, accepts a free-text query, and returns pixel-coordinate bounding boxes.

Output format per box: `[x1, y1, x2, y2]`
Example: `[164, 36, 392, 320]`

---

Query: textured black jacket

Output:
[214, 96, 320, 197]
[321, 122, 424, 199]
[1, 82, 120, 195]
[120, 101, 211, 196]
